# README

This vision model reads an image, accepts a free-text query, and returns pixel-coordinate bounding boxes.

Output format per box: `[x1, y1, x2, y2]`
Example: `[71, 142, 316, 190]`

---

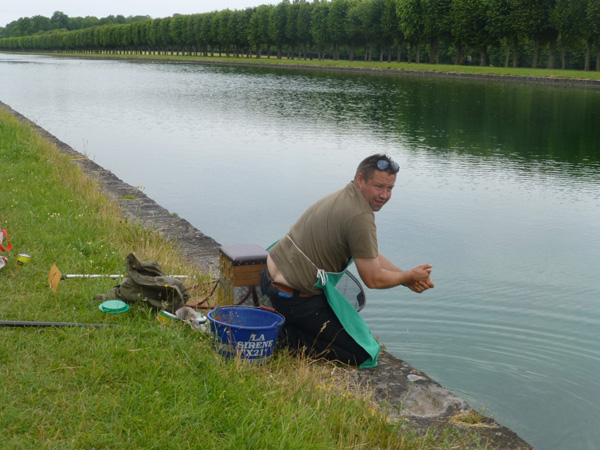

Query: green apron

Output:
[314, 267, 380, 369]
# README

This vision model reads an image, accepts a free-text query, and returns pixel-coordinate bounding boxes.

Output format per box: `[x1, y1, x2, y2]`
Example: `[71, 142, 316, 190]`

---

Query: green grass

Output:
[0, 108, 494, 448]
[25, 50, 600, 83]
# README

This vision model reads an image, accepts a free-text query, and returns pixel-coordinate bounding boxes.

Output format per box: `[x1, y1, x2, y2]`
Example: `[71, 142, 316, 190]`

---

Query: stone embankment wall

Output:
[1, 100, 533, 449]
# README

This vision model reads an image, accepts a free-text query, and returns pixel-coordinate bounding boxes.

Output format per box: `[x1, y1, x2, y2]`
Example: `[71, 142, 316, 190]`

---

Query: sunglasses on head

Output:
[376, 159, 399, 171]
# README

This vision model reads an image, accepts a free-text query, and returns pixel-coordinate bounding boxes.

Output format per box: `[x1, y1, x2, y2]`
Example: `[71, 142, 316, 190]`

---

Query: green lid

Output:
[99, 300, 130, 314]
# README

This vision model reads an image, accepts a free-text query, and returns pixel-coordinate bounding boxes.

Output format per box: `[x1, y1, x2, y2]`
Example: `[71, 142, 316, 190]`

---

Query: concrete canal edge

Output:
[1, 100, 533, 449]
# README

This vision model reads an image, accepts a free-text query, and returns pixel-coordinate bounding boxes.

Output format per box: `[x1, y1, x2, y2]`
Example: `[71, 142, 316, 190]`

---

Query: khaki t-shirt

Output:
[270, 181, 378, 294]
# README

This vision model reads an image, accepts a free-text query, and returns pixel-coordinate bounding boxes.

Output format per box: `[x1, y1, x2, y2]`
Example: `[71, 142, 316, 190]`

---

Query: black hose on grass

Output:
[0, 321, 118, 328]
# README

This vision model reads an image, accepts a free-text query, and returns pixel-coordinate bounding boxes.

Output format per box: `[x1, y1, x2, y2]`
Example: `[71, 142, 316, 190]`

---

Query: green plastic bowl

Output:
[99, 300, 130, 314]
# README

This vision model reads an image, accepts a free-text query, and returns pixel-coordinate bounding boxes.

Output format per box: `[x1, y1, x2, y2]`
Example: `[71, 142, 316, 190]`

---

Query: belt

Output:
[271, 281, 315, 298]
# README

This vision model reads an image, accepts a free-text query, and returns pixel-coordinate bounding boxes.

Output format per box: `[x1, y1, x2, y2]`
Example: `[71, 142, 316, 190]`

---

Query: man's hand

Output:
[404, 278, 435, 293]
[407, 264, 433, 282]
[403, 264, 434, 293]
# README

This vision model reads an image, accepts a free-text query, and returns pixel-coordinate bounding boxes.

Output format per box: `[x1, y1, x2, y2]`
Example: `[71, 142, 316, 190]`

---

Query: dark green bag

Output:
[95, 253, 190, 313]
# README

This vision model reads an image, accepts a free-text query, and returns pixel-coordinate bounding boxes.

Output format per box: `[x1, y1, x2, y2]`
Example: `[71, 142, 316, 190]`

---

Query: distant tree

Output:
[98, 14, 127, 26]
[148, 17, 172, 53]
[270, 1, 289, 58]
[584, 0, 600, 70]
[381, 0, 403, 62]
[311, 1, 331, 59]
[511, 0, 557, 68]
[190, 14, 205, 54]
[552, 0, 587, 69]
[99, 25, 112, 50]
[160, 17, 173, 53]
[91, 26, 102, 51]
[181, 14, 195, 53]
[51, 11, 70, 30]
[422, 0, 452, 64]
[198, 12, 216, 55]
[397, 0, 426, 63]
[346, 0, 383, 61]
[31, 16, 53, 34]
[16, 18, 33, 37]
[127, 15, 152, 23]
[295, 1, 313, 58]
[248, 5, 272, 57]
[147, 18, 161, 53]
[487, 0, 520, 67]
[451, 0, 491, 65]
[209, 13, 221, 55]
[130, 21, 146, 52]
[363, 0, 384, 61]
[285, 1, 299, 58]
[70, 17, 89, 31]
[81, 16, 100, 29]
[328, 0, 350, 60]
[345, 0, 364, 61]
[169, 14, 187, 52]
[117, 24, 133, 51]
[217, 9, 235, 56]
[230, 9, 251, 57]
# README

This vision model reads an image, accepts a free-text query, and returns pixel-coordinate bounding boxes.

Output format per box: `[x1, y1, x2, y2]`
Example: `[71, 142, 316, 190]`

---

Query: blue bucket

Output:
[207, 306, 285, 364]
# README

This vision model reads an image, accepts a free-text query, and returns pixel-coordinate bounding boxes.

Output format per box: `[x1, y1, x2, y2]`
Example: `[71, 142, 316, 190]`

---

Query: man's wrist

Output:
[399, 269, 413, 286]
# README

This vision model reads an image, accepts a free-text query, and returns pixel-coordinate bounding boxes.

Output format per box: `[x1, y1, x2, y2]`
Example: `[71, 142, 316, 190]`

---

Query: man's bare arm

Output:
[354, 255, 434, 292]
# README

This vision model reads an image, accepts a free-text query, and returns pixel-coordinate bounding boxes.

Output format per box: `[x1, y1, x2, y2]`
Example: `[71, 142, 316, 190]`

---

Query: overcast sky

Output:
[1, 1, 279, 28]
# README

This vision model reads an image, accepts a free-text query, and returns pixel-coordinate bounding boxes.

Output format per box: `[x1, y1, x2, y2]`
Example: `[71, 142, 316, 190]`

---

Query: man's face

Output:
[355, 170, 396, 211]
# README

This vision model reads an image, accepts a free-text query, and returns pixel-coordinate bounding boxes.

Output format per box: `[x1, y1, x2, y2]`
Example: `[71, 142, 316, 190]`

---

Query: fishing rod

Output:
[60, 274, 187, 279]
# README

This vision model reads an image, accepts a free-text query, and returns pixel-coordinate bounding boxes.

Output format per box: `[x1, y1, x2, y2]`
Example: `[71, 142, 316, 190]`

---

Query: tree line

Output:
[0, 11, 151, 38]
[1, 0, 599, 71]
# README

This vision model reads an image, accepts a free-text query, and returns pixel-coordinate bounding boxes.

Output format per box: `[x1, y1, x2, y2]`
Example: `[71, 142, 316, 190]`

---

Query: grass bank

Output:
[17, 50, 600, 84]
[0, 109, 495, 448]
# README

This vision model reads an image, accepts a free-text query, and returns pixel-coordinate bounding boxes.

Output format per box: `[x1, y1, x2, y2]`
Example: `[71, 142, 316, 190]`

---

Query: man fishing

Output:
[260, 154, 434, 368]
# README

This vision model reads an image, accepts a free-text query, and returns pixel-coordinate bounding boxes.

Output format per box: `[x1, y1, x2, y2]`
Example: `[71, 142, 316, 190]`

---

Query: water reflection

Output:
[218, 64, 600, 176]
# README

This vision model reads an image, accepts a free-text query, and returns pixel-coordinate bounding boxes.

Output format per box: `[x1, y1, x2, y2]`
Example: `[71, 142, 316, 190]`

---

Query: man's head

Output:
[354, 154, 399, 211]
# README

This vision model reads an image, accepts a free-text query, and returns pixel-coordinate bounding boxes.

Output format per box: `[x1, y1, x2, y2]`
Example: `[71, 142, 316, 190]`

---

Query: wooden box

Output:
[218, 244, 267, 305]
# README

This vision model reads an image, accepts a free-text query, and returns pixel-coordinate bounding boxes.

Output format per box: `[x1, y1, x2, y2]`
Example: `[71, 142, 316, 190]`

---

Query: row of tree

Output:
[1, 0, 599, 70]
[0, 11, 151, 38]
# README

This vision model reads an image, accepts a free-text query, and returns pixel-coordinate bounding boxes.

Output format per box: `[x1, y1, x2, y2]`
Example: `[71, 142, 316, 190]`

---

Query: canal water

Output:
[1, 53, 599, 450]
